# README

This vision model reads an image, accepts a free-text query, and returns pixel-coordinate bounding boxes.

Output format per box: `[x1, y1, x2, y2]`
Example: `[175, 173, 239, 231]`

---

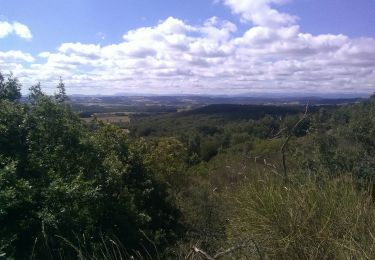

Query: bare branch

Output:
[271, 127, 288, 139]
[214, 243, 250, 259]
[192, 246, 215, 260]
[189, 239, 263, 260]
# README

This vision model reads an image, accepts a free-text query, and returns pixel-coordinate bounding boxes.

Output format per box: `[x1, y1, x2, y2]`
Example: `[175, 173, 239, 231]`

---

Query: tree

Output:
[145, 137, 188, 195]
[55, 77, 68, 103]
[0, 72, 22, 101]
[28, 82, 44, 105]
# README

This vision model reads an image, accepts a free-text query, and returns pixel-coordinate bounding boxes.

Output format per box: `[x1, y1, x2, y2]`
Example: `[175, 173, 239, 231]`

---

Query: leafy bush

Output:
[0, 75, 181, 259]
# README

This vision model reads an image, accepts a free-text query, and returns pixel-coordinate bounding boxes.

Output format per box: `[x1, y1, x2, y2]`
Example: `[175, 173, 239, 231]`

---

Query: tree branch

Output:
[188, 239, 263, 260]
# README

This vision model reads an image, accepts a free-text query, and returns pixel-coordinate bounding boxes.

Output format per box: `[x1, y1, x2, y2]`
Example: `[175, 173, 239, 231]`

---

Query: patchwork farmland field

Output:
[82, 113, 130, 125]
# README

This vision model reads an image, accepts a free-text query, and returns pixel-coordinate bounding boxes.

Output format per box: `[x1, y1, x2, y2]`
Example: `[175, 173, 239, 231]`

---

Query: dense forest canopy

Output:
[0, 72, 374, 259]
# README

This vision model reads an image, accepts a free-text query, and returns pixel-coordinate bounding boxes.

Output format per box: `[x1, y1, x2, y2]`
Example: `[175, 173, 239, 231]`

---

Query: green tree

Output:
[55, 77, 68, 103]
[28, 82, 44, 104]
[144, 137, 188, 196]
[0, 72, 21, 101]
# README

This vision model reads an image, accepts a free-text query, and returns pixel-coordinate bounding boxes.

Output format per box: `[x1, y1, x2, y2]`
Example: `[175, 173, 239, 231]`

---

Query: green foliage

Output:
[0, 72, 21, 101]
[180, 179, 228, 254]
[291, 99, 375, 180]
[143, 137, 188, 196]
[0, 100, 26, 159]
[28, 82, 44, 104]
[0, 78, 181, 259]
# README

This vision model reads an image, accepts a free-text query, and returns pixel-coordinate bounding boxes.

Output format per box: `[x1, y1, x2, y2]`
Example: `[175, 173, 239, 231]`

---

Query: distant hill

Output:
[181, 104, 304, 120]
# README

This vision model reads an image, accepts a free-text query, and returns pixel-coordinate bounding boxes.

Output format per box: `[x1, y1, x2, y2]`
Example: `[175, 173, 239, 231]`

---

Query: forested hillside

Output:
[1, 72, 374, 259]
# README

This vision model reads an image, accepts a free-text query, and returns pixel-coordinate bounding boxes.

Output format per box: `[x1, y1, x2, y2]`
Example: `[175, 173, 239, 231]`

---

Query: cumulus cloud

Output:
[0, 21, 32, 39]
[0, 50, 34, 74]
[58, 43, 101, 59]
[1, 2, 374, 95]
[0, 50, 34, 63]
[0, 21, 13, 38]
[12, 22, 33, 39]
[219, 0, 297, 27]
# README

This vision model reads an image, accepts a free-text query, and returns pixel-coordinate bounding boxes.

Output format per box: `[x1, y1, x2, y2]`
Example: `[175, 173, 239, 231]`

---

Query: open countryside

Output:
[1, 0, 375, 259]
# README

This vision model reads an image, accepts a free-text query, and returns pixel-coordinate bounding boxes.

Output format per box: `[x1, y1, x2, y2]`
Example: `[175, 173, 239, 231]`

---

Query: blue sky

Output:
[0, 0, 374, 95]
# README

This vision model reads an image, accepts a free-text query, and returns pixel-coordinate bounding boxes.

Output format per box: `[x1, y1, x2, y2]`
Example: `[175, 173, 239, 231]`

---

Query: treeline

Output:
[1, 72, 375, 259]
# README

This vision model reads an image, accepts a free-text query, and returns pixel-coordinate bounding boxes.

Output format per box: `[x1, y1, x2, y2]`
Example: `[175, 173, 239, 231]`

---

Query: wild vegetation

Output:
[0, 71, 374, 259]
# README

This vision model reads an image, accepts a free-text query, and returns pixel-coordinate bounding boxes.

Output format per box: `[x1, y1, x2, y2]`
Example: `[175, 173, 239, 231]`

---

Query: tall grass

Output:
[227, 172, 375, 259]
[55, 234, 160, 260]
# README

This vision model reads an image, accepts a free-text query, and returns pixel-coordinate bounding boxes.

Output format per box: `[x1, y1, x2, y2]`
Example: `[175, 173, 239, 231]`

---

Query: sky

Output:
[0, 0, 375, 96]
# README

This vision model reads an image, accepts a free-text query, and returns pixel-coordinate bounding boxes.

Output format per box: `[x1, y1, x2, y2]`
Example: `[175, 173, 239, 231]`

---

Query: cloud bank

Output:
[0, 1, 374, 95]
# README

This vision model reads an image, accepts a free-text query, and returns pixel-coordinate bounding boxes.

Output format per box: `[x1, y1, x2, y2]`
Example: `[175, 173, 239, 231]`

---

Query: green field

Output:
[82, 113, 130, 124]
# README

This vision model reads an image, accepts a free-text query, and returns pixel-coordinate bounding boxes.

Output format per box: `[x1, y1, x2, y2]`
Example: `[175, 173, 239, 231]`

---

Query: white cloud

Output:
[0, 50, 34, 74]
[219, 0, 297, 27]
[58, 43, 101, 59]
[0, 21, 32, 39]
[0, 21, 13, 38]
[12, 22, 32, 39]
[0, 50, 34, 63]
[1, 5, 374, 95]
